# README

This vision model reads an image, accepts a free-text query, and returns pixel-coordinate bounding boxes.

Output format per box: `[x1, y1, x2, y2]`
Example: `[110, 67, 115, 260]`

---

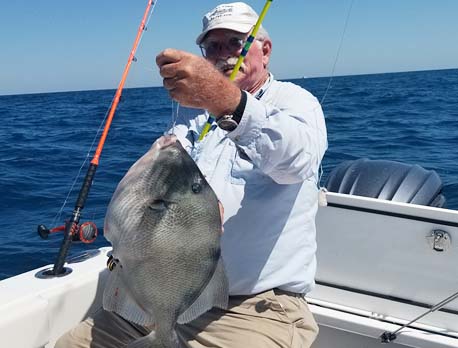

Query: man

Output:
[56, 2, 326, 347]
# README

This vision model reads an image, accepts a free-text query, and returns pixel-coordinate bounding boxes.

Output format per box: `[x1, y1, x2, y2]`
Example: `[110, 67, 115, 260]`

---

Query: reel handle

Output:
[37, 222, 97, 243]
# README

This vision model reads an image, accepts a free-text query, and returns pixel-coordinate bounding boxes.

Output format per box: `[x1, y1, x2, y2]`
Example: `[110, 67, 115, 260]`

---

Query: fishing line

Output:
[316, 0, 355, 201]
[39, 0, 160, 276]
[136, 0, 158, 50]
[166, 99, 180, 135]
[51, 99, 115, 228]
[320, 0, 354, 105]
[51, 0, 159, 228]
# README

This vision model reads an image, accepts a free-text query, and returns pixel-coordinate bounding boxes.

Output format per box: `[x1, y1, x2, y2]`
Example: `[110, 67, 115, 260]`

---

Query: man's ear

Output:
[262, 39, 272, 68]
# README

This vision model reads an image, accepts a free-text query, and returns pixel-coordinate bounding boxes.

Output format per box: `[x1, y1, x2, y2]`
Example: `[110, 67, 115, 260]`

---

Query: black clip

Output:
[107, 255, 121, 271]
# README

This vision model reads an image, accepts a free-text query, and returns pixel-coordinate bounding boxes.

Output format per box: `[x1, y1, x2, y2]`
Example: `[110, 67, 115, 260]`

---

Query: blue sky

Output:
[1, 0, 457, 95]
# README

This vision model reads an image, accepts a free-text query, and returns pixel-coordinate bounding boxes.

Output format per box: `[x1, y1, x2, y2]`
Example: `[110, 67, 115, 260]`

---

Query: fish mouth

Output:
[150, 135, 178, 152]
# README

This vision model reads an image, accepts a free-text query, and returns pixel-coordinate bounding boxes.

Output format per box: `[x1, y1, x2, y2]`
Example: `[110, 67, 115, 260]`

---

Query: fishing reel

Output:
[37, 221, 98, 244]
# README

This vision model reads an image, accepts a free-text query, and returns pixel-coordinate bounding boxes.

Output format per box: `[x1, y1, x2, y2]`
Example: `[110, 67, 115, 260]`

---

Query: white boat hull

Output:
[310, 192, 458, 347]
[1, 192, 458, 348]
[0, 248, 110, 348]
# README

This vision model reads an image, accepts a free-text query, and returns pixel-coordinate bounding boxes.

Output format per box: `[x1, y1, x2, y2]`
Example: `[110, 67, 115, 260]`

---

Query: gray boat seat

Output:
[325, 158, 446, 208]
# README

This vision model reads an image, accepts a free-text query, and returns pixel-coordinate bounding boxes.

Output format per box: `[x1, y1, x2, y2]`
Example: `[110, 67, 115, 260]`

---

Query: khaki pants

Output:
[55, 289, 318, 348]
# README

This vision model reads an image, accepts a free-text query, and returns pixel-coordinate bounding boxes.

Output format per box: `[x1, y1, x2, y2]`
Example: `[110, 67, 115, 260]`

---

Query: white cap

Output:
[196, 2, 259, 45]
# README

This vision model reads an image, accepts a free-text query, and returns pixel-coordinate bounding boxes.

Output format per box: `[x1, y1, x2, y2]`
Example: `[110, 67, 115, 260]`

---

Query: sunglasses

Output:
[199, 35, 248, 58]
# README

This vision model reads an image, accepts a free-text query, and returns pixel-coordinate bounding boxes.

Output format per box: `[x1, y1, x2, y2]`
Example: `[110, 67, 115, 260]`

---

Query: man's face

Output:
[200, 29, 271, 92]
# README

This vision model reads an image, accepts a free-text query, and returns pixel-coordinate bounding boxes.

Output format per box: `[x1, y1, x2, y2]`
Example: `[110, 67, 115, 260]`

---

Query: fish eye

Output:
[148, 199, 167, 211]
[191, 183, 202, 194]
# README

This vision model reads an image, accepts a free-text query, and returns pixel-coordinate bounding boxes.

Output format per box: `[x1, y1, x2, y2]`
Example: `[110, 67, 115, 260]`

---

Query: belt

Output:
[230, 288, 305, 299]
[273, 288, 305, 298]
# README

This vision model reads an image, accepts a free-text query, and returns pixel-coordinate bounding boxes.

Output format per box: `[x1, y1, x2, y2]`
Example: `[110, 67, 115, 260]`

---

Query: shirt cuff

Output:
[226, 92, 268, 146]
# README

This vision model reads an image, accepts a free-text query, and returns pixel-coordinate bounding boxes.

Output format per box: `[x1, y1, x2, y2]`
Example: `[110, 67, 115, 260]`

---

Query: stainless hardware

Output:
[426, 229, 451, 252]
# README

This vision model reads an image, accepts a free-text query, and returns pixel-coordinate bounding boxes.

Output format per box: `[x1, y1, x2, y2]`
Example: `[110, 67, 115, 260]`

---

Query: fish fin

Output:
[103, 266, 155, 326]
[177, 257, 229, 324]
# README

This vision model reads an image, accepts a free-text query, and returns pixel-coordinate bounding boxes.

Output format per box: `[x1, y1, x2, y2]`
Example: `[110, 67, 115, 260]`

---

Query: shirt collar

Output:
[253, 72, 273, 100]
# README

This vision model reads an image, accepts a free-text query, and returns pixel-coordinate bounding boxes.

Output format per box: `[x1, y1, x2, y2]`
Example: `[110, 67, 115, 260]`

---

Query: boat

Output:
[1, 157, 457, 348]
[310, 159, 458, 348]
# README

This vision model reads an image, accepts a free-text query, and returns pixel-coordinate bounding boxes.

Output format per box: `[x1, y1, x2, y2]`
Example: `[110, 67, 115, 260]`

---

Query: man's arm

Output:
[227, 87, 327, 185]
[156, 49, 241, 117]
[156, 49, 327, 185]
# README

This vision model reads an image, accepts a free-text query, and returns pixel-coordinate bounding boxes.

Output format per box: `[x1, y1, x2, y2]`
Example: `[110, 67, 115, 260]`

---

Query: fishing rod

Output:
[380, 289, 458, 343]
[37, 0, 158, 276]
[198, 0, 273, 141]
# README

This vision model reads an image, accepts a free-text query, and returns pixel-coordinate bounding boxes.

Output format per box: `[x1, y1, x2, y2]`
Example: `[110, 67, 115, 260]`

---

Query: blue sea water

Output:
[1, 68, 457, 280]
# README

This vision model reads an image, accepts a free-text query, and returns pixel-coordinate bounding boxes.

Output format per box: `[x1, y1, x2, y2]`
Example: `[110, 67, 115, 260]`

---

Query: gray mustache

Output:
[215, 57, 245, 73]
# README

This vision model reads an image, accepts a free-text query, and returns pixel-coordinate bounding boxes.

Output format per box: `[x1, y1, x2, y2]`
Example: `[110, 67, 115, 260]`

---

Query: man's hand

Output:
[156, 49, 241, 117]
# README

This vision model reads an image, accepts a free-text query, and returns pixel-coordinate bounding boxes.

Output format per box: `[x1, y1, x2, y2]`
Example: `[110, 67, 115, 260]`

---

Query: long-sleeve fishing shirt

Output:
[167, 74, 327, 295]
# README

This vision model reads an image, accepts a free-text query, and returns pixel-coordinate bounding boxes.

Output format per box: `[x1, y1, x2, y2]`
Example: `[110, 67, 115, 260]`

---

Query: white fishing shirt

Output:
[168, 74, 327, 295]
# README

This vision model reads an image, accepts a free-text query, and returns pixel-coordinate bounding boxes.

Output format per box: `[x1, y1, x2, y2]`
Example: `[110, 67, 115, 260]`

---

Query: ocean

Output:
[1, 68, 457, 280]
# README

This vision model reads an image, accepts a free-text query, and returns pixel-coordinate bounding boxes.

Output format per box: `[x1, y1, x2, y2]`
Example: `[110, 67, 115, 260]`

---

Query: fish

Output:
[102, 135, 228, 348]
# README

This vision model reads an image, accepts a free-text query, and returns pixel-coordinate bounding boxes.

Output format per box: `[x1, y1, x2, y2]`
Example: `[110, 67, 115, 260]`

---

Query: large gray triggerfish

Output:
[103, 135, 228, 348]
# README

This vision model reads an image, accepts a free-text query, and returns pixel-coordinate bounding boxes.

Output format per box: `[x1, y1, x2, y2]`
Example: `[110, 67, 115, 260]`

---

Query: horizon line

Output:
[1, 67, 457, 98]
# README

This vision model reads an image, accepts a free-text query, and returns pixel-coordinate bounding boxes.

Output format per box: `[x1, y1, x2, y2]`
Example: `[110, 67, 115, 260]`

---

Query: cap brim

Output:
[196, 22, 254, 45]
